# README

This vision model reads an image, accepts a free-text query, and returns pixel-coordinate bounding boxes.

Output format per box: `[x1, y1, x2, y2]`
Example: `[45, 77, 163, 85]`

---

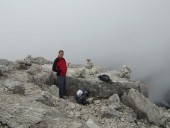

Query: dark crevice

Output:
[0, 121, 11, 128]
[29, 121, 47, 128]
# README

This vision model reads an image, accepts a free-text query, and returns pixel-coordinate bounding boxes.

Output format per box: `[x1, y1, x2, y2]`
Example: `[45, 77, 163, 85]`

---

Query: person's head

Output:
[58, 50, 64, 58]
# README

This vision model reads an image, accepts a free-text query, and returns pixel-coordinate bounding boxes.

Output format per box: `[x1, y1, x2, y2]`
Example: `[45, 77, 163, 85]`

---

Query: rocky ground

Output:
[0, 56, 170, 128]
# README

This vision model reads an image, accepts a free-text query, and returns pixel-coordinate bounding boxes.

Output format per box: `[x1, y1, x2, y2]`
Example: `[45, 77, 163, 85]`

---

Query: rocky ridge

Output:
[0, 56, 170, 128]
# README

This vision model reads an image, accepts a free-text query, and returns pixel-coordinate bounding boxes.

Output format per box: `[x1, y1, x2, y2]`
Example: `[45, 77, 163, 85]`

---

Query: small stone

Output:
[70, 103, 76, 110]
[94, 100, 101, 104]
[121, 118, 125, 122]
[86, 119, 100, 128]
[101, 106, 122, 119]
[86, 98, 94, 104]
[81, 115, 89, 121]
[49, 85, 59, 97]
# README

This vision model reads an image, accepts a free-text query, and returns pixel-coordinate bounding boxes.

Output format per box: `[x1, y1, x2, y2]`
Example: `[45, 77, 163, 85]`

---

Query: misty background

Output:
[0, 0, 170, 104]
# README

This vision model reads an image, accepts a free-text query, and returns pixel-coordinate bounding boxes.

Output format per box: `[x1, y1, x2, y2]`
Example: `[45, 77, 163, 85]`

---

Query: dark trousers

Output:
[58, 76, 66, 98]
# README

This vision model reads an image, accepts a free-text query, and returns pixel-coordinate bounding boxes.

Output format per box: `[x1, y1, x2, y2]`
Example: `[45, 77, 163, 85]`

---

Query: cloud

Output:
[0, 0, 170, 105]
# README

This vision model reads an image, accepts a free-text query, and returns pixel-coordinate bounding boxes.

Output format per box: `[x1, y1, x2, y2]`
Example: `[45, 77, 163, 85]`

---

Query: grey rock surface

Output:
[122, 88, 164, 126]
[0, 56, 169, 128]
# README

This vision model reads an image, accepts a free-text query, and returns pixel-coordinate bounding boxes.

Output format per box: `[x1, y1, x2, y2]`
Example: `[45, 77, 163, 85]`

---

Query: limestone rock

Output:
[101, 106, 122, 119]
[139, 84, 149, 98]
[3, 79, 25, 95]
[85, 59, 95, 69]
[122, 88, 164, 126]
[49, 85, 59, 97]
[29, 121, 48, 128]
[24, 55, 53, 65]
[0, 59, 13, 66]
[122, 113, 135, 123]
[86, 119, 100, 128]
[0, 102, 63, 128]
[86, 98, 94, 104]
[0, 65, 11, 77]
[27, 64, 43, 76]
[66, 75, 141, 99]
[137, 122, 148, 128]
[108, 94, 121, 110]
[1, 56, 167, 128]
[36, 91, 55, 107]
[47, 61, 149, 99]
[14, 60, 32, 70]
[14, 55, 52, 70]
[73, 69, 86, 78]
[87, 67, 99, 75]
[33, 71, 56, 86]
[32, 56, 53, 65]
[67, 62, 78, 68]
[94, 100, 101, 104]
[85, 59, 98, 75]
[119, 65, 132, 79]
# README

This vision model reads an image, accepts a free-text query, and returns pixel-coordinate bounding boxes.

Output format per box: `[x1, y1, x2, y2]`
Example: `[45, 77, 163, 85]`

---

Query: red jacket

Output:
[52, 56, 67, 76]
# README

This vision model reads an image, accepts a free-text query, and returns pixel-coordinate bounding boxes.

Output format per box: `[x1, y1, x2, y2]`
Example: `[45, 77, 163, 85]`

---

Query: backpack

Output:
[98, 75, 111, 83]
[75, 89, 90, 105]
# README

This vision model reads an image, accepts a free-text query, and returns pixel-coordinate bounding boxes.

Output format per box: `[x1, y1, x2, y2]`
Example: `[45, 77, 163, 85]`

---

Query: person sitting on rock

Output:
[75, 89, 90, 105]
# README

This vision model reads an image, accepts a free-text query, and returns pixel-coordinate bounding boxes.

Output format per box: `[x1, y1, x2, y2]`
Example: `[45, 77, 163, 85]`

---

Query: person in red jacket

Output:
[52, 50, 67, 98]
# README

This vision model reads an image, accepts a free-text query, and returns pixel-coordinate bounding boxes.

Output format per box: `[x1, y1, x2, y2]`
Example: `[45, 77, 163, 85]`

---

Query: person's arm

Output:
[52, 58, 60, 72]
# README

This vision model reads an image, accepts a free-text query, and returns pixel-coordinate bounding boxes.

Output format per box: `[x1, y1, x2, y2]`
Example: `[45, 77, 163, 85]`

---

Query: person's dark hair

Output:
[59, 50, 64, 54]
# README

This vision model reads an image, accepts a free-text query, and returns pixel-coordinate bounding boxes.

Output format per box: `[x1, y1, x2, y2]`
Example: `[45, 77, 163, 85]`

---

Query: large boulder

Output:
[0, 65, 11, 77]
[66, 76, 144, 98]
[43, 62, 143, 99]
[41, 60, 149, 98]
[49, 85, 59, 97]
[108, 94, 121, 110]
[67, 63, 147, 98]
[121, 88, 164, 126]
[27, 64, 43, 76]
[138, 83, 149, 98]
[24, 55, 53, 65]
[14, 60, 32, 70]
[72, 69, 86, 78]
[33, 72, 57, 87]
[0, 105, 46, 128]
[14, 55, 53, 70]
[0, 102, 63, 128]
[32, 56, 53, 65]
[42, 63, 149, 99]
[3, 79, 25, 95]
[0, 59, 13, 66]
[36, 91, 55, 107]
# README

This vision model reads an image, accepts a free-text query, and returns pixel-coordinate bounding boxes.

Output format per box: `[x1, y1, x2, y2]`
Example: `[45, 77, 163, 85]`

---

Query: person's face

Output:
[59, 52, 64, 58]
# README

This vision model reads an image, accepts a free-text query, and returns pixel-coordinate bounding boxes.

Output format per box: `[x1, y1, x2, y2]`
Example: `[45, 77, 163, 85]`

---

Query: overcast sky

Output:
[0, 0, 170, 103]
